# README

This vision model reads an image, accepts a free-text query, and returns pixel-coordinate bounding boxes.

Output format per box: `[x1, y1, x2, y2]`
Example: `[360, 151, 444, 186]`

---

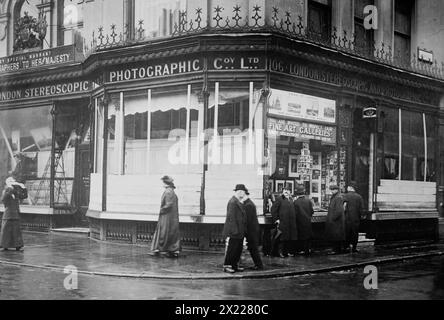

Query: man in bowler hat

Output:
[343, 181, 365, 253]
[243, 188, 264, 270]
[222, 184, 248, 273]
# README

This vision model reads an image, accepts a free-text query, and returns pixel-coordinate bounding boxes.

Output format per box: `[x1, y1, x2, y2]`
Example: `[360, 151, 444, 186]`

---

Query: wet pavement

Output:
[0, 256, 443, 300]
[0, 232, 442, 280]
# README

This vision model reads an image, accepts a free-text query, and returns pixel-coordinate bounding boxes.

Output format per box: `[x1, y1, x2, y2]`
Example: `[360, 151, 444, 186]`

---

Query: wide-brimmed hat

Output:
[329, 184, 339, 191]
[295, 184, 306, 195]
[161, 175, 174, 185]
[234, 184, 248, 192]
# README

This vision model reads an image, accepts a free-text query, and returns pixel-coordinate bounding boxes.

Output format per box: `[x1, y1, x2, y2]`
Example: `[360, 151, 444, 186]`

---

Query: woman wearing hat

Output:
[294, 184, 314, 256]
[150, 176, 181, 258]
[1, 177, 28, 251]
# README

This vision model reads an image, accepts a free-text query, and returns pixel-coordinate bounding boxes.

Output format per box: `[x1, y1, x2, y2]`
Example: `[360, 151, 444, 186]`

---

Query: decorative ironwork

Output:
[86, 5, 444, 80]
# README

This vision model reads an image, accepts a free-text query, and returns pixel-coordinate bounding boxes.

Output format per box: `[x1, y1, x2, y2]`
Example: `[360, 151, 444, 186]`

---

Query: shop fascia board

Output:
[270, 33, 444, 93]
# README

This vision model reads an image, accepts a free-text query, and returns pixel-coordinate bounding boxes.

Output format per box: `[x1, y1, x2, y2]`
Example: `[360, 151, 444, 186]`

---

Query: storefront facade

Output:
[1, 1, 444, 248]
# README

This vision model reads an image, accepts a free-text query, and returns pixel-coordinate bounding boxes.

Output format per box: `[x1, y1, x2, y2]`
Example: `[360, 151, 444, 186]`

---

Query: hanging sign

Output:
[363, 106, 377, 119]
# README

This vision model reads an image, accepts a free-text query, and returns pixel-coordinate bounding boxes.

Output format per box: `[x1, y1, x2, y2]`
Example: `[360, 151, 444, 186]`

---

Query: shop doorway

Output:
[54, 99, 91, 226]
[351, 108, 373, 209]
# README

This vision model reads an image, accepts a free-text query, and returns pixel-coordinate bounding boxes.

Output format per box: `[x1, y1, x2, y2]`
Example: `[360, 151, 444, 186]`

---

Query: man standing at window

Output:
[325, 185, 345, 254]
[343, 181, 365, 253]
[294, 184, 314, 256]
[271, 184, 298, 257]
[222, 184, 248, 273]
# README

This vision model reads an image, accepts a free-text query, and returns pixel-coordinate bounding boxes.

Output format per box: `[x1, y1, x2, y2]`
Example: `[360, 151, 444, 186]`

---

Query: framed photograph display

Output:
[288, 155, 299, 177]
[275, 180, 285, 193]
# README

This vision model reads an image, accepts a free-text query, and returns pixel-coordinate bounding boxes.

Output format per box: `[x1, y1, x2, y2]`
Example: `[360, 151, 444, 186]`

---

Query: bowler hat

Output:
[161, 175, 174, 185]
[234, 184, 248, 192]
[329, 184, 339, 191]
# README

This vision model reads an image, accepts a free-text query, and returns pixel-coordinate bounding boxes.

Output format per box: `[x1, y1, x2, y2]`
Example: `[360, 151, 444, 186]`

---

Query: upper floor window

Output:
[132, 0, 185, 39]
[307, 0, 332, 43]
[57, 0, 86, 46]
[394, 0, 413, 65]
[354, 0, 374, 55]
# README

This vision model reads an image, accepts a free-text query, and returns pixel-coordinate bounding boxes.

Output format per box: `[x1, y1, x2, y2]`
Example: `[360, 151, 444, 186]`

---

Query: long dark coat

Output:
[222, 196, 247, 239]
[294, 196, 314, 241]
[1, 185, 27, 249]
[343, 191, 365, 243]
[271, 195, 298, 241]
[151, 186, 181, 253]
[244, 198, 260, 245]
[325, 193, 345, 242]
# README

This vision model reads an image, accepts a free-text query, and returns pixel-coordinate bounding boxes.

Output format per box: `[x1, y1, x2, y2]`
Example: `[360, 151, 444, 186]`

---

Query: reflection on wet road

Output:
[0, 257, 443, 300]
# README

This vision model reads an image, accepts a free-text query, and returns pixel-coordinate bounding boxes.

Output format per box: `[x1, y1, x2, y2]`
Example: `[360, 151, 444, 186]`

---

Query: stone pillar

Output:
[36, 0, 54, 49]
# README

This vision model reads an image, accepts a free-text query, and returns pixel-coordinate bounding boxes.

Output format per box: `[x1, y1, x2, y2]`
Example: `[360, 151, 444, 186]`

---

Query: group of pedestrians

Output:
[1, 171, 365, 273]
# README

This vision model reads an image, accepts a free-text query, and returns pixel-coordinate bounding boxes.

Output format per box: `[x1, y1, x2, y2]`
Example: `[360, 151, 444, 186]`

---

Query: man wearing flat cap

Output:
[270, 183, 298, 257]
[222, 184, 248, 273]
[325, 184, 346, 254]
[343, 181, 365, 253]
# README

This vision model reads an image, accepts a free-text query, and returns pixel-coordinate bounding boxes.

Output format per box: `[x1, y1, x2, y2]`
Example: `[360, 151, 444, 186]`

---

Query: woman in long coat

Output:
[1, 177, 28, 251]
[325, 185, 346, 254]
[294, 185, 314, 255]
[270, 185, 298, 257]
[150, 176, 181, 258]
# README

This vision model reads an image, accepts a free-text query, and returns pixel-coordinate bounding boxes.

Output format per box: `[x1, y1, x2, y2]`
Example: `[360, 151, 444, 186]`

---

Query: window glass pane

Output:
[308, 0, 331, 41]
[95, 102, 104, 174]
[0, 106, 52, 206]
[124, 91, 148, 175]
[107, 94, 119, 174]
[354, 0, 374, 18]
[382, 107, 399, 180]
[425, 115, 437, 182]
[134, 0, 185, 38]
[401, 110, 424, 181]
[149, 86, 201, 174]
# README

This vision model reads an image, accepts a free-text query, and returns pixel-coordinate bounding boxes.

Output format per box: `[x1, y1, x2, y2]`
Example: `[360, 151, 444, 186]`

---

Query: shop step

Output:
[357, 233, 375, 247]
[51, 228, 90, 237]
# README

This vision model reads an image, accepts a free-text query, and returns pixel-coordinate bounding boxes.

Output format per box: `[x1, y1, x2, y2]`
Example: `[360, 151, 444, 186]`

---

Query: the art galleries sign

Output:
[268, 89, 336, 124]
[0, 45, 78, 73]
[0, 81, 91, 102]
[268, 118, 336, 144]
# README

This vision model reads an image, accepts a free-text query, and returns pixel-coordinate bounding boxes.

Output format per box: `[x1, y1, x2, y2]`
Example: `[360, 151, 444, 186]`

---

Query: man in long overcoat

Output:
[325, 185, 346, 254]
[243, 190, 263, 270]
[271, 184, 298, 257]
[1, 177, 28, 251]
[294, 184, 314, 256]
[150, 176, 181, 258]
[222, 184, 248, 273]
[343, 181, 365, 253]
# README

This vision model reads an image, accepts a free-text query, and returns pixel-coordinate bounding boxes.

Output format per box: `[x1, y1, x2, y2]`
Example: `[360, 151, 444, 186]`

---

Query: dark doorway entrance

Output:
[54, 99, 91, 227]
[351, 107, 373, 210]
